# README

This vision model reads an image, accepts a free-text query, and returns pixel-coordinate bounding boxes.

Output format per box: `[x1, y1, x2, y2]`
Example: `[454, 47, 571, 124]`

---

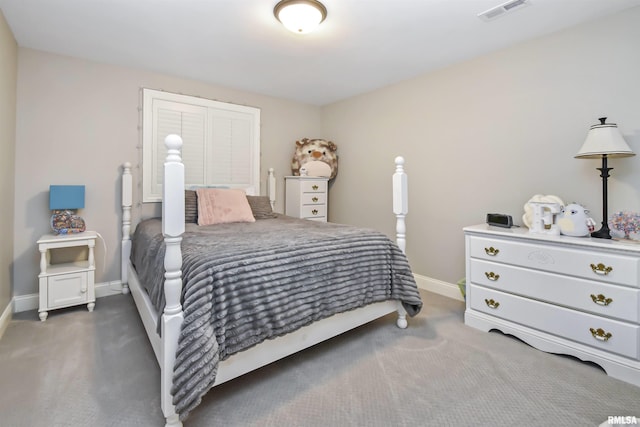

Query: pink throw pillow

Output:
[196, 188, 256, 225]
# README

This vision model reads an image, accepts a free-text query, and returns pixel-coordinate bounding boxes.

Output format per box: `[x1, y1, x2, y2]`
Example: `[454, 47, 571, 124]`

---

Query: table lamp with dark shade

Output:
[575, 118, 635, 239]
[49, 185, 86, 234]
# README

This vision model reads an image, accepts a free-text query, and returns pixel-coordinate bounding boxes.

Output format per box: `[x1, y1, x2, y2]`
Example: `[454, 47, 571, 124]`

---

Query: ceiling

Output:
[1, 0, 640, 106]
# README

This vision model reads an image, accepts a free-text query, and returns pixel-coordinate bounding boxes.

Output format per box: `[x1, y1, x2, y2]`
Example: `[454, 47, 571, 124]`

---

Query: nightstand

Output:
[285, 176, 329, 222]
[37, 231, 97, 321]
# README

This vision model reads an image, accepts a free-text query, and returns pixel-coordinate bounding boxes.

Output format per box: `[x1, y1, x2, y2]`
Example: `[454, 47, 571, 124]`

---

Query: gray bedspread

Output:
[130, 215, 422, 421]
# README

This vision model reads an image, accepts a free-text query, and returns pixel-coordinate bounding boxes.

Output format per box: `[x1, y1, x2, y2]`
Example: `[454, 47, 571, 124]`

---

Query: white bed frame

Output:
[121, 135, 411, 427]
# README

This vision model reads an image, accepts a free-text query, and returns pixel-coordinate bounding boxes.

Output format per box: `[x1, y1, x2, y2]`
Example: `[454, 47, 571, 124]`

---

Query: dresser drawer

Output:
[301, 205, 326, 219]
[469, 236, 640, 287]
[301, 193, 326, 205]
[301, 180, 327, 193]
[470, 258, 640, 322]
[469, 285, 640, 359]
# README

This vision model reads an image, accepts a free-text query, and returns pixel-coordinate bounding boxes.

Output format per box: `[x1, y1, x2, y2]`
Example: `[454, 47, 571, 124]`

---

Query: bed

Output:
[121, 134, 422, 427]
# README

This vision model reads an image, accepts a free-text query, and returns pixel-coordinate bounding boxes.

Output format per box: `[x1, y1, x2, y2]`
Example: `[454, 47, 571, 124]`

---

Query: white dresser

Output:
[464, 224, 640, 386]
[285, 176, 328, 222]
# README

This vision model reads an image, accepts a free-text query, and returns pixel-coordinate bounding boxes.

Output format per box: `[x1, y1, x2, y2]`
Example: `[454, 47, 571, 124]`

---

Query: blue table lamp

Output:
[49, 185, 86, 234]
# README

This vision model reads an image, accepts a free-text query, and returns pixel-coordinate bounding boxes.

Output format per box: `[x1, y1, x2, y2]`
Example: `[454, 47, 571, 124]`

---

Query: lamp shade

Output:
[575, 117, 635, 159]
[49, 185, 85, 210]
[274, 0, 327, 34]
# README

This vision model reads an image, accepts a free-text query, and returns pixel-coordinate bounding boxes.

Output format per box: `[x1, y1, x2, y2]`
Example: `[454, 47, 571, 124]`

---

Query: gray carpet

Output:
[0, 290, 638, 427]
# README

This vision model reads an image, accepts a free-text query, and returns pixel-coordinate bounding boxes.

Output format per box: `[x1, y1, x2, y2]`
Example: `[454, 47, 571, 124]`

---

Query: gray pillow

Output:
[185, 190, 198, 223]
[246, 195, 277, 219]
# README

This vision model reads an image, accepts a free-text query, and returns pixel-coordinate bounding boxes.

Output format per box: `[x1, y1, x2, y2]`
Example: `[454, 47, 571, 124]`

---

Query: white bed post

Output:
[393, 156, 409, 329]
[161, 134, 186, 427]
[121, 162, 132, 294]
[393, 156, 408, 254]
[267, 167, 276, 209]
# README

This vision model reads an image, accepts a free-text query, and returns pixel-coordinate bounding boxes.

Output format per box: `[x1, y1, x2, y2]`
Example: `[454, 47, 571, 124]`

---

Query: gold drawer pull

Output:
[312, 209, 318, 215]
[484, 247, 500, 256]
[485, 272, 500, 281]
[589, 327, 612, 342]
[312, 185, 319, 190]
[312, 197, 319, 202]
[590, 263, 612, 276]
[484, 299, 500, 309]
[590, 294, 613, 306]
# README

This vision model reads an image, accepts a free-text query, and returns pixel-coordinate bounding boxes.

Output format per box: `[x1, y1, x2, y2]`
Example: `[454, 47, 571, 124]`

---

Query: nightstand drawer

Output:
[469, 236, 640, 287]
[301, 180, 327, 193]
[470, 285, 640, 359]
[47, 272, 88, 309]
[470, 258, 640, 322]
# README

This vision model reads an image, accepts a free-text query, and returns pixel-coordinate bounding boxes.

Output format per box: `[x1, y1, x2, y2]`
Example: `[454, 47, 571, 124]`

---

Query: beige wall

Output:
[0, 10, 17, 321]
[10, 7, 640, 301]
[13, 49, 322, 297]
[323, 8, 640, 285]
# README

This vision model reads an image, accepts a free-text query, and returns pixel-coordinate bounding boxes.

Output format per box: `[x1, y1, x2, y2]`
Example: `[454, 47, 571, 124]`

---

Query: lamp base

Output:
[590, 223, 612, 239]
[50, 210, 86, 235]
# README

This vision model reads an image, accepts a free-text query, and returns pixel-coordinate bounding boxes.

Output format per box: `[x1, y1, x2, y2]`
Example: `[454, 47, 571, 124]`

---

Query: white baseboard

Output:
[0, 300, 12, 339]
[414, 273, 464, 302]
[12, 280, 125, 314]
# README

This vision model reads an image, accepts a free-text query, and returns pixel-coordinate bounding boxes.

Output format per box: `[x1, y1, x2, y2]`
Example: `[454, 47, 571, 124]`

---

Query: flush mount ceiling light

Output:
[274, 0, 327, 34]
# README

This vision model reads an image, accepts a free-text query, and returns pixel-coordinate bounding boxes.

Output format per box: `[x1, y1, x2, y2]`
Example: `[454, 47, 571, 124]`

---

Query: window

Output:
[142, 88, 260, 202]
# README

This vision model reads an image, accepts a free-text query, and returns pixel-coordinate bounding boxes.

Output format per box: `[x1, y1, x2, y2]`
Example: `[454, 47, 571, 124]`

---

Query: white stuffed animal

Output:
[557, 203, 596, 237]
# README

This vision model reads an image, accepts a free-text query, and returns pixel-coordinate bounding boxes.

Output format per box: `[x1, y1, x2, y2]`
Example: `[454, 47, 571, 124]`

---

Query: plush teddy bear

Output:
[291, 138, 338, 180]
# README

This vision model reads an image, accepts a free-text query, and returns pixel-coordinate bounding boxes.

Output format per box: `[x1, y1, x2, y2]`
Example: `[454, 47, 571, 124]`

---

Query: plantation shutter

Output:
[150, 100, 207, 200]
[142, 89, 260, 202]
[208, 110, 253, 185]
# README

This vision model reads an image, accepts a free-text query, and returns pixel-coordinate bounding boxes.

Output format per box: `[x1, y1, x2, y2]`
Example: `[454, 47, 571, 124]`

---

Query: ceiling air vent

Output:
[478, 0, 531, 21]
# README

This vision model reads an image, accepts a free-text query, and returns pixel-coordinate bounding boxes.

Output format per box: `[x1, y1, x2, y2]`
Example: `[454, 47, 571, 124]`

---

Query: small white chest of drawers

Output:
[285, 176, 328, 222]
[464, 224, 640, 386]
